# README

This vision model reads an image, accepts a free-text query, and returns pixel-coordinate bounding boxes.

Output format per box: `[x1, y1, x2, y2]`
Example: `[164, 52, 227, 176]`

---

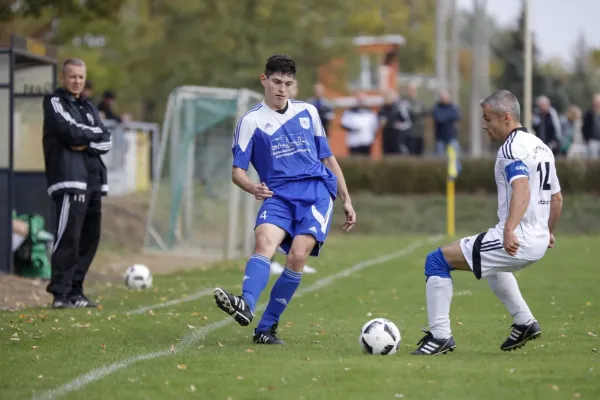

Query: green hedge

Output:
[338, 157, 600, 194]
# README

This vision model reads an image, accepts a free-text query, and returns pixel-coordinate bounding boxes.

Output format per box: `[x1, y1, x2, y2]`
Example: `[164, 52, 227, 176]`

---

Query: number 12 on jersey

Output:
[536, 162, 551, 191]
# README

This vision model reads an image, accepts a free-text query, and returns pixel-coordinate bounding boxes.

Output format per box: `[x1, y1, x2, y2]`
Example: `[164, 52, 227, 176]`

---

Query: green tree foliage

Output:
[492, 4, 554, 110]
[6, 0, 438, 120]
[564, 33, 600, 110]
[0, 0, 125, 22]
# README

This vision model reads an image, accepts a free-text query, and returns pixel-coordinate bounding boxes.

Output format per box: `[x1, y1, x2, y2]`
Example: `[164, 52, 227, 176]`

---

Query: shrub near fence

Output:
[338, 157, 600, 195]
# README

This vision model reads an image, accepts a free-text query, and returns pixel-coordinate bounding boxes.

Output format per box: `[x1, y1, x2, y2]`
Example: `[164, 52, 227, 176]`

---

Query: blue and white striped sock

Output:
[256, 267, 303, 332]
[241, 254, 271, 311]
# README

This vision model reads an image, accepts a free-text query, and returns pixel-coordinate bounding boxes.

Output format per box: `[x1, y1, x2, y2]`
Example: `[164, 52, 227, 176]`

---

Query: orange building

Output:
[318, 35, 405, 159]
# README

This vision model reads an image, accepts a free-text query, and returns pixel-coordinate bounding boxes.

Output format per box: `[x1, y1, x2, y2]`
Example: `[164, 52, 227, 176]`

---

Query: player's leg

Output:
[486, 272, 540, 351]
[214, 200, 290, 327]
[254, 234, 316, 344]
[411, 240, 468, 355]
[253, 185, 332, 344]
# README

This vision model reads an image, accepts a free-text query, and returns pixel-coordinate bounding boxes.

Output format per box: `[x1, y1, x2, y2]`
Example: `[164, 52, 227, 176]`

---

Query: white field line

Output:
[125, 288, 215, 315]
[34, 235, 441, 400]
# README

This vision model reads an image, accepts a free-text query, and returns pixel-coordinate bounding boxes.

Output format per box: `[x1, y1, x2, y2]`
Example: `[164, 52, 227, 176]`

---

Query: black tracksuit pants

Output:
[46, 190, 102, 297]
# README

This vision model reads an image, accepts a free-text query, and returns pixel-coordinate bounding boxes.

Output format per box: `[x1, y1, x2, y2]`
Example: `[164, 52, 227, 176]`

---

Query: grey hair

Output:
[62, 57, 86, 73]
[479, 89, 521, 121]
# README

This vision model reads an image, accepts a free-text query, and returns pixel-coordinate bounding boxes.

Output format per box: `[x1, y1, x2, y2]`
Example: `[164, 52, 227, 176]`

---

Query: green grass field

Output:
[1, 234, 599, 400]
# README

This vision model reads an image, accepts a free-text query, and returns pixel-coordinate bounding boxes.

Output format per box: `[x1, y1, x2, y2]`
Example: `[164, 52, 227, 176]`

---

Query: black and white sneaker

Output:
[253, 323, 284, 345]
[69, 295, 98, 308]
[501, 320, 541, 351]
[410, 329, 456, 355]
[213, 288, 254, 326]
[52, 296, 75, 309]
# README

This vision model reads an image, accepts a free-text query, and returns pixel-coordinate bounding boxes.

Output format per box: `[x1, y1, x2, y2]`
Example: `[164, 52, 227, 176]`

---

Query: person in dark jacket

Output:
[432, 90, 461, 155]
[42, 58, 112, 309]
[307, 83, 335, 136]
[97, 89, 122, 123]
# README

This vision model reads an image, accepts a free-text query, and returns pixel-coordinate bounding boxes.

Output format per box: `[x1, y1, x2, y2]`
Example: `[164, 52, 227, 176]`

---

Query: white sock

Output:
[486, 272, 534, 325]
[426, 276, 453, 339]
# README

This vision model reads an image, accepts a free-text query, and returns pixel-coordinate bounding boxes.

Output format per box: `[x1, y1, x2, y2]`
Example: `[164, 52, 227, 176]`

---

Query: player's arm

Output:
[309, 105, 356, 231]
[502, 146, 530, 255]
[505, 178, 530, 234]
[548, 192, 563, 233]
[322, 156, 351, 205]
[231, 117, 272, 200]
[44, 95, 104, 147]
[548, 163, 563, 247]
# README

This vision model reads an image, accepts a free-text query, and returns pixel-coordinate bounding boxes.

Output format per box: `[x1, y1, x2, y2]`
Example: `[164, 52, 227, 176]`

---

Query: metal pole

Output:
[469, 0, 483, 157]
[436, 0, 448, 91]
[523, 0, 532, 129]
[449, 0, 460, 103]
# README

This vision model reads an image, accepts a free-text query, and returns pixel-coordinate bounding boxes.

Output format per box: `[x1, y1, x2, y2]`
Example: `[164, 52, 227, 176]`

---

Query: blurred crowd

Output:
[306, 82, 600, 160]
[532, 94, 600, 159]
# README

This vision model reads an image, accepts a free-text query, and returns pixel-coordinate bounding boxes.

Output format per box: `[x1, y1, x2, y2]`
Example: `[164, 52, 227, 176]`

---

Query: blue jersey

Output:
[232, 100, 337, 199]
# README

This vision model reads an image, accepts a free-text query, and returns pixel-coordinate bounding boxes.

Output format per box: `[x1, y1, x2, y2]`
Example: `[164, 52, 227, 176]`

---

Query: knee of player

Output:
[424, 248, 452, 279]
[286, 249, 308, 270]
[254, 233, 279, 256]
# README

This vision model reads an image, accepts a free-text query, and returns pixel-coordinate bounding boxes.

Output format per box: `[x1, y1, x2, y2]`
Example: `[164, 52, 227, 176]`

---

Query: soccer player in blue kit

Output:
[213, 54, 357, 345]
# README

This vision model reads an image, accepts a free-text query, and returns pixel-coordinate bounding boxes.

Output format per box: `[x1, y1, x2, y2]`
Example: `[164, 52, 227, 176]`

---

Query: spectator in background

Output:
[432, 90, 460, 155]
[378, 89, 411, 155]
[560, 105, 584, 157]
[581, 93, 600, 159]
[532, 95, 562, 155]
[97, 90, 122, 123]
[340, 93, 378, 156]
[307, 83, 335, 136]
[404, 82, 427, 156]
[82, 80, 94, 101]
[42, 58, 112, 309]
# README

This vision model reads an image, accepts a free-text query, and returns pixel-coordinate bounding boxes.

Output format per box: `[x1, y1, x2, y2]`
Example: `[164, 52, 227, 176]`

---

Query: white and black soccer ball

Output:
[124, 264, 153, 290]
[359, 318, 401, 355]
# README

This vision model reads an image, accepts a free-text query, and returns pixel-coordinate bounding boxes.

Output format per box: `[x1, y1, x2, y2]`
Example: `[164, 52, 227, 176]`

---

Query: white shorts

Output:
[459, 227, 546, 279]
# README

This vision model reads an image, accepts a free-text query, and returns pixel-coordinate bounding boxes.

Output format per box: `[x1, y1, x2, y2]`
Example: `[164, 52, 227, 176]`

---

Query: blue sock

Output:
[256, 267, 302, 332]
[241, 254, 271, 312]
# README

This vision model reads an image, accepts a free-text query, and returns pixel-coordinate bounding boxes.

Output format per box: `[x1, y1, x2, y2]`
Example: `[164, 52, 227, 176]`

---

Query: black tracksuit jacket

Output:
[42, 87, 112, 198]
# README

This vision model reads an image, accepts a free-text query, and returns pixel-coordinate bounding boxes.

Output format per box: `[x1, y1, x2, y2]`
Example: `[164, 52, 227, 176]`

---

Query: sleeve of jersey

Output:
[501, 143, 530, 185]
[231, 117, 255, 170]
[309, 106, 333, 159]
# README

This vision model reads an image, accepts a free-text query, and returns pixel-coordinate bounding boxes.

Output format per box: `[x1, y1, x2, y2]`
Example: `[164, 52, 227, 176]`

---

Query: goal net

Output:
[144, 86, 263, 260]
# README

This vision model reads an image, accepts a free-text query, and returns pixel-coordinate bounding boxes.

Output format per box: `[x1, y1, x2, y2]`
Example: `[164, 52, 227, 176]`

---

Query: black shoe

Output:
[52, 296, 75, 309]
[213, 288, 253, 326]
[501, 320, 542, 351]
[253, 323, 284, 345]
[69, 295, 98, 308]
[410, 329, 456, 355]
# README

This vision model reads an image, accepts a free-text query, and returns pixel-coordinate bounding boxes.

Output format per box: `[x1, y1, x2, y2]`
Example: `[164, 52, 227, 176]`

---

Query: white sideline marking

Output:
[34, 236, 441, 400]
[125, 288, 214, 315]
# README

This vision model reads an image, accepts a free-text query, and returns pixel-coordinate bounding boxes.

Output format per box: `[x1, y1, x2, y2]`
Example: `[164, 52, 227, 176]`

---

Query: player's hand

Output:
[253, 182, 273, 200]
[548, 232, 555, 248]
[341, 201, 356, 232]
[503, 228, 520, 256]
[71, 145, 87, 151]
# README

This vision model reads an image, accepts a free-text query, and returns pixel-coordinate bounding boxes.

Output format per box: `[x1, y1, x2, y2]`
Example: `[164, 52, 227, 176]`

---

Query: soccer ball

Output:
[359, 318, 401, 355]
[124, 264, 153, 290]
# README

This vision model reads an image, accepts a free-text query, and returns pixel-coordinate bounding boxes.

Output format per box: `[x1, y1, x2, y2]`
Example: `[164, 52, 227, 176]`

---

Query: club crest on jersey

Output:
[299, 117, 310, 129]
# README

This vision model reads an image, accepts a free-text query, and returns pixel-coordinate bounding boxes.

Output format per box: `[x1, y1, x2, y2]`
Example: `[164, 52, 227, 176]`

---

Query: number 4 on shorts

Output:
[260, 210, 267, 220]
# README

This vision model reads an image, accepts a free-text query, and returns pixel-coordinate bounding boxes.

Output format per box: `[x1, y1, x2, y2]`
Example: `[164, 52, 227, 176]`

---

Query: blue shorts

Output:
[256, 179, 334, 257]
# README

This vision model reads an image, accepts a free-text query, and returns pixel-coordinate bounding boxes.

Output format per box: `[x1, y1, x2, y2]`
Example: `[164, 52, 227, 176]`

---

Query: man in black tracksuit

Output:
[42, 58, 112, 309]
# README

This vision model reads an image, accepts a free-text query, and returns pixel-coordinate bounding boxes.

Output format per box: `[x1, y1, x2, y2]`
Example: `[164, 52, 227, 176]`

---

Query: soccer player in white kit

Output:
[411, 90, 564, 355]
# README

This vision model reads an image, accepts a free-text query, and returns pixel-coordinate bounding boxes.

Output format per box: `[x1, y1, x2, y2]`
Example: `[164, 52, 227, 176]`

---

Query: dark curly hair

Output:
[264, 54, 296, 78]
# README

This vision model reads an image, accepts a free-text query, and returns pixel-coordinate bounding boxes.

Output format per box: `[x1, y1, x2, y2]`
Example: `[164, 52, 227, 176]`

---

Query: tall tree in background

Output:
[566, 32, 600, 110]
[492, 3, 572, 112]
